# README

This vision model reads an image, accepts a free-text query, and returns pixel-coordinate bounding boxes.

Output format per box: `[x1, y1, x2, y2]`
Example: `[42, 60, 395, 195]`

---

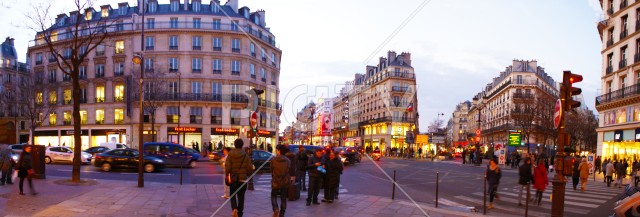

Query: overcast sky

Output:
[1, 0, 603, 132]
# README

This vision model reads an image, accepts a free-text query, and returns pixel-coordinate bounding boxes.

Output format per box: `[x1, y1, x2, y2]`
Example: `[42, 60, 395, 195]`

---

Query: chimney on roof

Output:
[4, 37, 14, 46]
[226, 0, 238, 12]
[402, 52, 411, 66]
[257, 9, 266, 27]
[387, 51, 397, 63]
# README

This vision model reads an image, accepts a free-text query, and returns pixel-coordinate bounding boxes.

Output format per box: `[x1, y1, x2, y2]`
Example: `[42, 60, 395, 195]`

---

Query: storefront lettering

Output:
[65, 130, 84, 135]
[174, 127, 197, 133]
[214, 128, 238, 134]
[257, 130, 273, 136]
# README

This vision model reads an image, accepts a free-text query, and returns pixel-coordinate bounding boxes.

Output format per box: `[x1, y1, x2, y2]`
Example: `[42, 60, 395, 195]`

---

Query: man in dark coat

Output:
[572, 156, 580, 190]
[517, 157, 533, 206]
[306, 149, 325, 206]
[270, 145, 291, 217]
[225, 139, 253, 217]
[322, 150, 343, 203]
[296, 146, 308, 191]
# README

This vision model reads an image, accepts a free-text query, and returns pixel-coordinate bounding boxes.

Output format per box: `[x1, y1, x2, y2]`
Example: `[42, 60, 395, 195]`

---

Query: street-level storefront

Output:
[210, 127, 239, 148]
[34, 128, 127, 150]
[256, 130, 276, 149]
[344, 137, 360, 147]
[168, 127, 202, 147]
[600, 129, 640, 162]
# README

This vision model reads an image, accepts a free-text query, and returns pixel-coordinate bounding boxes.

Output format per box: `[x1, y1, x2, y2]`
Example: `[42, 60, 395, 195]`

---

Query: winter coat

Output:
[486, 166, 501, 187]
[307, 155, 325, 177]
[16, 151, 33, 178]
[297, 151, 308, 171]
[518, 163, 533, 185]
[285, 152, 297, 177]
[270, 155, 291, 189]
[572, 160, 580, 178]
[0, 146, 12, 171]
[616, 162, 626, 177]
[533, 165, 549, 191]
[324, 157, 343, 189]
[224, 149, 253, 182]
[606, 163, 615, 176]
[578, 162, 589, 179]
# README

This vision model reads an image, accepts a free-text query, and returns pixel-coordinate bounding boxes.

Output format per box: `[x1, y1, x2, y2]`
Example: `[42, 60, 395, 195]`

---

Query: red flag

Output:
[406, 103, 414, 112]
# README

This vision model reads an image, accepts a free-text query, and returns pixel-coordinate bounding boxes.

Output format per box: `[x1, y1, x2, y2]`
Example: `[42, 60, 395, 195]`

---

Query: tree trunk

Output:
[71, 71, 82, 183]
[151, 111, 156, 142]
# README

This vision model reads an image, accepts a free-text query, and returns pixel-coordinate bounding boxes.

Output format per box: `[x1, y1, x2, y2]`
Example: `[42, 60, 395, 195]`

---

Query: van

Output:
[143, 142, 200, 168]
[99, 142, 128, 150]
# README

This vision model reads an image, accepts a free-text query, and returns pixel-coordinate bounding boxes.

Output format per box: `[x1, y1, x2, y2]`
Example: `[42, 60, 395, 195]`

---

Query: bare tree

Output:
[28, 0, 116, 182]
[0, 77, 56, 144]
[533, 93, 559, 155]
[565, 108, 598, 152]
[512, 96, 537, 153]
[132, 67, 169, 142]
[427, 118, 444, 133]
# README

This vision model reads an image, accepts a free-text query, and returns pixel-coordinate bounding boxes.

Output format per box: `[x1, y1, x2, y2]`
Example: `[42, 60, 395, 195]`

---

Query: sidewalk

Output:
[2, 176, 495, 217]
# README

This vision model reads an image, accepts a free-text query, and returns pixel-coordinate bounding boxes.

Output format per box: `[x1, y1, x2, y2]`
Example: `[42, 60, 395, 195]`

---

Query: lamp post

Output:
[131, 0, 146, 188]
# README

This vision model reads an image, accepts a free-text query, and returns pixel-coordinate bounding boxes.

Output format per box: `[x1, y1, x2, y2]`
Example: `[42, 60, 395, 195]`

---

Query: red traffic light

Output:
[562, 71, 583, 111]
[569, 75, 582, 84]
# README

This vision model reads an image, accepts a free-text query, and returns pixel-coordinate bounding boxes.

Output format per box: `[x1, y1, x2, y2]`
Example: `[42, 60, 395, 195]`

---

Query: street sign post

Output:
[554, 99, 562, 129]
[250, 111, 258, 129]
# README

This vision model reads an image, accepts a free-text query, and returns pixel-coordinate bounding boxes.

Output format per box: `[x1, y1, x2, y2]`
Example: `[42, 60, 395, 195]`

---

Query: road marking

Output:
[454, 195, 549, 217]
[57, 169, 99, 173]
[194, 174, 221, 177]
[472, 192, 598, 208]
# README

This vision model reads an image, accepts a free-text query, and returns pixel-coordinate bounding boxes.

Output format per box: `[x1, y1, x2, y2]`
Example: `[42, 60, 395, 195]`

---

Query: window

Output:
[621, 46, 628, 67]
[170, 18, 178, 28]
[116, 21, 124, 31]
[192, 58, 202, 73]
[80, 110, 87, 125]
[621, 76, 627, 89]
[622, 15, 628, 35]
[169, 81, 179, 99]
[36, 53, 43, 65]
[36, 92, 43, 105]
[212, 19, 221, 30]
[96, 64, 105, 77]
[143, 110, 151, 123]
[250, 64, 255, 78]
[80, 88, 87, 103]
[261, 48, 266, 61]
[145, 58, 154, 72]
[213, 59, 222, 74]
[96, 44, 105, 56]
[115, 40, 125, 54]
[114, 109, 124, 124]
[85, 11, 92, 21]
[260, 68, 266, 82]
[271, 71, 276, 84]
[169, 57, 179, 72]
[230, 109, 241, 125]
[259, 112, 266, 128]
[212, 82, 221, 100]
[79, 46, 87, 56]
[63, 89, 71, 105]
[271, 53, 277, 66]
[114, 84, 124, 102]
[190, 107, 202, 124]
[212, 3, 219, 13]
[101, 8, 109, 17]
[96, 109, 104, 124]
[166, 106, 179, 123]
[49, 112, 56, 126]
[211, 108, 222, 124]
[48, 69, 56, 82]
[119, 6, 127, 15]
[232, 60, 240, 75]
[169, 36, 178, 50]
[192, 18, 201, 29]
[63, 48, 72, 59]
[250, 43, 255, 57]
[95, 85, 105, 102]
[147, 18, 155, 29]
[231, 20, 239, 31]
[213, 37, 222, 51]
[148, 2, 157, 13]
[192, 36, 201, 50]
[232, 39, 240, 53]
[192, 0, 201, 12]
[191, 82, 202, 99]
[607, 53, 614, 73]
[114, 62, 124, 76]
[170, 1, 179, 12]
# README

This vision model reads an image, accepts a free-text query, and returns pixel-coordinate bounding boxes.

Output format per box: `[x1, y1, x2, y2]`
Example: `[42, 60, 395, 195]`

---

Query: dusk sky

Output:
[0, 0, 604, 131]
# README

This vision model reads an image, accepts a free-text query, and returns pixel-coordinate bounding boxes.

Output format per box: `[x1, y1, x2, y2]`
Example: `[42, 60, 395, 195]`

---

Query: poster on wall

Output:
[319, 113, 332, 136]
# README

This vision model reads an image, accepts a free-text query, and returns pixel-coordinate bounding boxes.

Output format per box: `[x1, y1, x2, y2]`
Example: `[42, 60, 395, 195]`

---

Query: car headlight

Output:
[12, 155, 18, 162]
[341, 157, 346, 163]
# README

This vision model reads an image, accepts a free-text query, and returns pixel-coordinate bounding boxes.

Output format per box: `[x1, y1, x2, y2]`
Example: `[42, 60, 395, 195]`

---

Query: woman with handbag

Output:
[16, 145, 36, 195]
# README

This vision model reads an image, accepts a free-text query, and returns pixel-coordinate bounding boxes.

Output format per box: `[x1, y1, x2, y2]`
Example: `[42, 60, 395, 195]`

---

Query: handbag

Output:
[225, 155, 246, 186]
[27, 169, 35, 177]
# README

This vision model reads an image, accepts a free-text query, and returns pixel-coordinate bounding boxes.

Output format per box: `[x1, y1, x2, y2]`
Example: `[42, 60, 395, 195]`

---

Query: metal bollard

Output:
[436, 171, 439, 208]
[483, 174, 487, 215]
[392, 170, 396, 200]
[180, 164, 183, 185]
[525, 183, 530, 217]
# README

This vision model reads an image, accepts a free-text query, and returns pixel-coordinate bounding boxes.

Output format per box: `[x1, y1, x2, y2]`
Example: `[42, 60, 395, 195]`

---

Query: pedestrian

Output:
[578, 158, 589, 192]
[220, 147, 231, 199]
[517, 157, 533, 206]
[306, 149, 325, 206]
[533, 159, 548, 206]
[208, 141, 213, 153]
[218, 141, 223, 150]
[615, 159, 626, 188]
[515, 153, 522, 168]
[296, 146, 308, 191]
[605, 160, 615, 187]
[270, 145, 291, 217]
[602, 159, 609, 182]
[322, 150, 343, 203]
[486, 158, 501, 209]
[572, 156, 580, 190]
[0, 144, 14, 185]
[462, 149, 467, 164]
[268, 144, 273, 153]
[225, 139, 253, 217]
[595, 156, 602, 174]
[632, 160, 639, 187]
[418, 148, 422, 159]
[16, 145, 36, 195]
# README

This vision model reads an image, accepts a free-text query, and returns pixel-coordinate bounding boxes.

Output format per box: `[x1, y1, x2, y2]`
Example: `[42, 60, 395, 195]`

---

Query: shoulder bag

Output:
[225, 154, 246, 186]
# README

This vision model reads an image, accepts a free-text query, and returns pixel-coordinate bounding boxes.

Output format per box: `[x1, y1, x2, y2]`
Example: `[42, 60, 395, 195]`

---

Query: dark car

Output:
[287, 145, 323, 156]
[208, 150, 225, 162]
[143, 142, 201, 168]
[252, 150, 274, 172]
[334, 147, 361, 165]
[84, 146, 110, 156]
[92, 148, 165, 173]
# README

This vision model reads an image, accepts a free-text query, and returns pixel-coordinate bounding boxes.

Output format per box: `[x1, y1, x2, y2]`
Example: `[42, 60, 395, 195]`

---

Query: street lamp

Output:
[134, 0, 146, 188]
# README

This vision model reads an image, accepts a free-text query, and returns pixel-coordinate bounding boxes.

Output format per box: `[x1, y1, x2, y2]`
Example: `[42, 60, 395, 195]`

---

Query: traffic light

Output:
[562, 70, 582, 111]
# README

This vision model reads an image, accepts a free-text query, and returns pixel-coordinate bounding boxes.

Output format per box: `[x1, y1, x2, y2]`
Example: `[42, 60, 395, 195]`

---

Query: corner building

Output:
[27, 0, 282, 149]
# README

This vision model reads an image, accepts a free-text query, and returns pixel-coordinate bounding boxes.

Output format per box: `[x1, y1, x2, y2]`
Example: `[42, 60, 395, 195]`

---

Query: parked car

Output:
[92, 148, 165, 172]
[45, 146, 92, 164]
[252, 150, 274, 172]
[11, 150, 19, 162]
[99, 142, 128, 150]
[208, 150, 225, 162]
[333, 147, 361, 165]
[143, 142, 200, 168]
[9, 144, 26, 154]
[287, 145, 323, 156]
[84, 146, 110, 157]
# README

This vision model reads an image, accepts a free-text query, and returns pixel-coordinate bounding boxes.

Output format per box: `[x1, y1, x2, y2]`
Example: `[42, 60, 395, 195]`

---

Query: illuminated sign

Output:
[416, 135, 429, 144]
[173, 127, 197, 133]
[257, 130, 275, 136]
[508, 132, 521, 146]
[214, 128, 238, 134]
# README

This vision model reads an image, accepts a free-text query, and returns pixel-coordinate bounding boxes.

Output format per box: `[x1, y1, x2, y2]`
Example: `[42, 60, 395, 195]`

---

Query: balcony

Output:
[596, 83, 640, 106]
[114, 119, 124, 125]
[145, 68, 154, 73]
[96, 120, 104, 125]
[606, 66, 614, 74]
[192, 69, 202, 73]
[114, 71, 124, 76]
[232, 48, 240, 53]
[145, 46, 154, 51]
[391, 86, 409, 92]
[79, 73, 87, 79]
[512, 93, 534, 100]
[619, 59, 628, 68]
[63, 120, 71, 125]
[64, 99, 71, 105]
[192, 46, 201, 50]
[63, 76, 71, 81]
[48, 77, 56, 83]
[169, 46, 178, 50]
[95, 72, 104, 78]
[95, 51, 104, 56]
[636, 20, 640, 31]
[251, 53, 256, 57]
[49, 58, 56, 63]
[79, 98, 87, 104]
[620, 29, 628, 39]
[271, 81, 276, 85]
[358, 116, 415, 127]
[262, 57, 267, 62]
[388, 72, 416, 79]
[35, 60, 42, 65]
[80, 120, 87, 125]
[621, 0, 628, 9]
[114, 96, 124, 102]
[169, 68, 178, 72]
[635, 53, 640, 63]
[250, 74, 256, 79]
[213, 47, 222, 51]
[261, 78, 266, 82]
[95, 97, 105, 103]
[607, 8, 614, 15]
[213, 69, 221, 74]
[232, 71, 240, 76]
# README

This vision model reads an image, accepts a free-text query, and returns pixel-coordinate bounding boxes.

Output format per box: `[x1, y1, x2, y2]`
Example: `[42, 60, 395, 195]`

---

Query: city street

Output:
[42, 156, 627, 217]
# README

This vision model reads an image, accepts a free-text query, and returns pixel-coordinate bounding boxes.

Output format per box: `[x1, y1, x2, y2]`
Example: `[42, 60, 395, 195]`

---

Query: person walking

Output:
[417, 148, 423, 159]
[615, 159, 626, 188]
[632, 160, 639, 187]
[533, 159, 548, 206]
[306, 149, 325, 206]
[595, 156, 602, 174]
[462, 149, 467, 165]
[486, 158, 501, 209]
[602, 159, 609, 183]
[518, 157, 533, 206]
[16, 145, 36, 195]
[0, 144, 14, 185]
[296, 146, 308, 191]
[270, 145, 291, 217]
[220, 147, 231, 199]
[225, 139, 253, 217]
[572, 156, 580, 190]
[605, 160, 615, 187]
[578, 158, 589, 192]
[322, 150, 343, 203]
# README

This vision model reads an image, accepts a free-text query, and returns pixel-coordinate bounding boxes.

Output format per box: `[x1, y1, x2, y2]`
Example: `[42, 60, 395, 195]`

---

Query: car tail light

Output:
[95, 155, 102, 159]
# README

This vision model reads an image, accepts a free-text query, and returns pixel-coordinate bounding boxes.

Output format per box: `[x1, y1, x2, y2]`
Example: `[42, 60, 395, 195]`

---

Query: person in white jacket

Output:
[605, 161, 615, 187]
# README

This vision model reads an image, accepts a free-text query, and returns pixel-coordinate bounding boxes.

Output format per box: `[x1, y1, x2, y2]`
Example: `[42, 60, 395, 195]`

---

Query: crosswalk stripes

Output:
[448, 179, 622, 217]
[252, 174, 349, 194]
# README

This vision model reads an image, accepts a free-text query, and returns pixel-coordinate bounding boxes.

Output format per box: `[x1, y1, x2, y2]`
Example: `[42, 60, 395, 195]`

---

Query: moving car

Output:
[84, 146, 110, 156]
[252, 150, 274, 172]
[143, 142, 200, 168]
[92, 148, 165, 173]
[287, 145, 323, 156]
[333, 147, 361, 165]
[208, 150, 225, 162]
[45, 146, 92, 164]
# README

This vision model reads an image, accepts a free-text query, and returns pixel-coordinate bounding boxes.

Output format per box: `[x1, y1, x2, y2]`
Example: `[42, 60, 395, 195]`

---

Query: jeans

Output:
[535, 190, 543, 205]
[229, 182, 247, 216]
[271, 187, 288, 212]
[307, 176, 321, 203]
[296, 170, 307, 190]
[488, 184, 498, 202]
[572, 176, 579, 190]
[606, 176, 613, 187]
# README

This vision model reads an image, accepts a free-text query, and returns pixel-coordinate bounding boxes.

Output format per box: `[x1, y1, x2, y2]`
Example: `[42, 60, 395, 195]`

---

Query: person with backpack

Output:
[486, 158, 501, 209]
[270, 145, 291, 217]
[533, 159, 549, 206]
[518, 157, 533, 206]
[225, 139, 253, 217]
